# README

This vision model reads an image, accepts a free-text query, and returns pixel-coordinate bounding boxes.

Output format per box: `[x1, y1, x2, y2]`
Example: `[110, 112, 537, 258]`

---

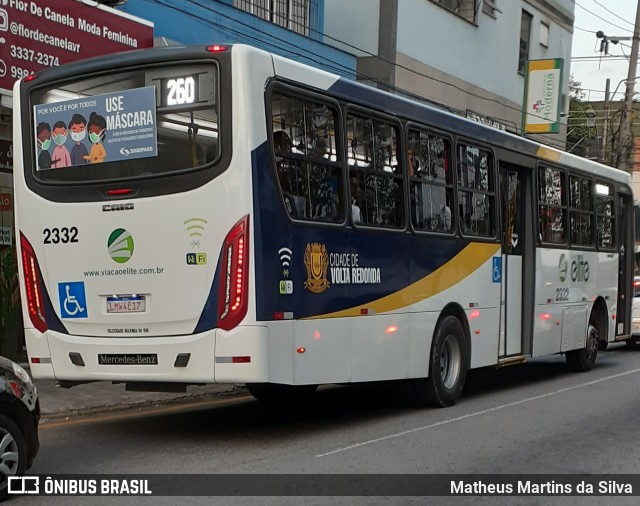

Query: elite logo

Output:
[558, 253, 590, 283]
[558, 253, 568, 282]
[108, 228, 134, 263]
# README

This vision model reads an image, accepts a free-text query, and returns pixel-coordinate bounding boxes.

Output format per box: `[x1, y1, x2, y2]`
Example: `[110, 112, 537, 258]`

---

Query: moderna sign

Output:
[0, 0, 154, 93]
[522, 59, 564, 134]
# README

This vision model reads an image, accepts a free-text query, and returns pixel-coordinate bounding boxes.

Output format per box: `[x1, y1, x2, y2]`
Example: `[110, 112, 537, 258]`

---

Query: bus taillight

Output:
[206, 45, 228, 52]
[20, 233, 47, 333]
[218, 216, 249, 331]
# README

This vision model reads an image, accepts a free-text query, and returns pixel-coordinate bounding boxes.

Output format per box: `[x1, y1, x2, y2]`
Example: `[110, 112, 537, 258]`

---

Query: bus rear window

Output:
[29, 63, 219, 183]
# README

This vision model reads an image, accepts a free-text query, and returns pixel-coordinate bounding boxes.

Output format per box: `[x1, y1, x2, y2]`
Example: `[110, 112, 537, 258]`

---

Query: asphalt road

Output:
[11, 344, 640, 505]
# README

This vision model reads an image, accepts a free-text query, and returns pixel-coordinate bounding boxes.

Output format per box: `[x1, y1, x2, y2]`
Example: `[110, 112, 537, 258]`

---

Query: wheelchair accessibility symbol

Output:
[58, 282, 88, 318]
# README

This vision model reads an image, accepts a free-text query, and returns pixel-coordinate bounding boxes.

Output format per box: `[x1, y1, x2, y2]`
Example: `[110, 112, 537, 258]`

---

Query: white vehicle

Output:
[630, 242, 640, 348]
[12, 44, 635, 406]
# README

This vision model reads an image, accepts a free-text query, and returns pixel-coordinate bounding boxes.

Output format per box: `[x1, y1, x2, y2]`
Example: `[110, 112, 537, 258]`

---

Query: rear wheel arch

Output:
[590, 297, 609, 344]
[406, 305, 470, 408]
[434, 303, 471, 372]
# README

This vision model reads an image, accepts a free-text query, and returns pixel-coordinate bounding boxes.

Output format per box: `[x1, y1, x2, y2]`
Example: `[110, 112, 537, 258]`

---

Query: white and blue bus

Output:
[13, 44, 634, 406]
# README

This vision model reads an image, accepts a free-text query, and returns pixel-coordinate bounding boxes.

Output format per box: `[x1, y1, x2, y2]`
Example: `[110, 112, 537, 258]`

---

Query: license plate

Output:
[107, 295, 146, 314]
[633, 322, 640, 332]
[98, 354, 157, 366]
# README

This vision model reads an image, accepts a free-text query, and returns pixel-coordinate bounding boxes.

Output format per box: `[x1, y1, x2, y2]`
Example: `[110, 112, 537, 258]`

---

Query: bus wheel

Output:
[625, 337, 640, 350]
[566, 323, 598, 372]
[246, 383, 318, 403]
[407, 316, 467, 408]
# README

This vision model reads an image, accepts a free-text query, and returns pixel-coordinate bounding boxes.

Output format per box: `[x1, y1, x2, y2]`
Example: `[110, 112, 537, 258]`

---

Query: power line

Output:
[141, 0, 572, 149]
[589, 0, 635, 28]
[575, 1, 633, 33]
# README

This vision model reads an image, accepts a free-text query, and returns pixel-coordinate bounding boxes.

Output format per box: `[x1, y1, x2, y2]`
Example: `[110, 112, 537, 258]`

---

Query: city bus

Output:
[12, 44, 634, 407]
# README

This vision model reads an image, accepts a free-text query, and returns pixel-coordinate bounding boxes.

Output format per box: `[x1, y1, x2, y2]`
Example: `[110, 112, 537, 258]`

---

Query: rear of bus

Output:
[13, 45, 272, 386]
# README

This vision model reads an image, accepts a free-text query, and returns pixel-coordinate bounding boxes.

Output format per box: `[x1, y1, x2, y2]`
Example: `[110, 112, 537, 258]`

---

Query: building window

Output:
[236, 0, 314, 36]
[540, 21, 550, 48]
[432, 0, 478, 24]
[482, 0, 499, 17]
[519, 10, 533, 74]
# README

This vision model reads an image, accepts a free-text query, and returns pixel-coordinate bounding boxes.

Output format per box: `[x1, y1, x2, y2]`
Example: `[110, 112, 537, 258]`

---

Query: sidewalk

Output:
[32, 377, 248, 420]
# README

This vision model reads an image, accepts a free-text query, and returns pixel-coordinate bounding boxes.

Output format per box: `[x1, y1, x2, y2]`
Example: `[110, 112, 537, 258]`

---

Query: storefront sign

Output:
[0, 139, 12, 173]
[0, 192, 11, 211]
[522, 58, 564, 134]
[0, 0, 154, 93]
[0, 226, 12, 245]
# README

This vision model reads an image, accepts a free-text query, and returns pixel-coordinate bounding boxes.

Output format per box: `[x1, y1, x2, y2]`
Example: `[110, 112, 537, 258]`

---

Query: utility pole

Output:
[617, 0, 640, 171]
[601, 78, 610, 164]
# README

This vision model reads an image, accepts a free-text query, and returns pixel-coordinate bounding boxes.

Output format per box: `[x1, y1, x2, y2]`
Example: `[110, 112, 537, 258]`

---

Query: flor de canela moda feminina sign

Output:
[33, 86, 157, 170]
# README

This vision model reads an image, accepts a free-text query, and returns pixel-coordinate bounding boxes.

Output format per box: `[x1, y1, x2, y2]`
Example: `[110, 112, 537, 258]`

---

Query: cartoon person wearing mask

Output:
[51, 120, 71, 168]
[36, 122, 54, 170]
[84, 112, 107, 164]
[68, 113, 89, 166]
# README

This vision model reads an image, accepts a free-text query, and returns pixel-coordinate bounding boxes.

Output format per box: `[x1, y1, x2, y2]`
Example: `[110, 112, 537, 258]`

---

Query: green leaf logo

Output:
[558, 253, 568, 283]
[108, 228, 134, 264]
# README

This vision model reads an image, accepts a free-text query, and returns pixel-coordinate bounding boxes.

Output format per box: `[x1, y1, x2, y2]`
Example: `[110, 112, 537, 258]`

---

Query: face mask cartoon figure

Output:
[89, 129, 104, 144]
[36, 122, 54, 170]
[37, 124, 51, 150]
[85, 112, 107, 164]
[70, 130, 86, 142]
[38, 138, 51, 150]
[52, 123, 67, 145]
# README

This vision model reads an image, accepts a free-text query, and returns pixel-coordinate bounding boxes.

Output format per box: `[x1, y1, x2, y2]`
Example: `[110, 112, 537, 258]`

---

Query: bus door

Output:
[616, 191, 634, 338]
[498, 163, 533, 358]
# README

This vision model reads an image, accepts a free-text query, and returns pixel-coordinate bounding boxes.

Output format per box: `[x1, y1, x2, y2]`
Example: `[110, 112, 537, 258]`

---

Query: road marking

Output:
[316, 367, 640, 457]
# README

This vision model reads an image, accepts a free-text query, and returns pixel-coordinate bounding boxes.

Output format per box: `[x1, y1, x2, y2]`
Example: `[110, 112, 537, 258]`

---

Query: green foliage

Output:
[567, 75, 597, 158]
[0, 246, 20, 326]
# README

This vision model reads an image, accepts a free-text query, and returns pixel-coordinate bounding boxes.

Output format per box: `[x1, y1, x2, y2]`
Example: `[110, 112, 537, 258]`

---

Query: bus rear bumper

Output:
[25, 326, 269, 384]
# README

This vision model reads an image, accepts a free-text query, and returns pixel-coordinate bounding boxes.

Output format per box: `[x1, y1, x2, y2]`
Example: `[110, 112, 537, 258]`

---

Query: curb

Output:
[38, 385, 249, 423]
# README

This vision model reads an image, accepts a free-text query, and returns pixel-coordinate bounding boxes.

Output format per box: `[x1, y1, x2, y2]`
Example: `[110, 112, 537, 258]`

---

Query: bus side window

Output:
[595, 183, 615, 249]
[457, 144, 495, 237]
[270, 92, 343, 222]
[538, 166, 567, 244]
[347, 113, 404, 228]
[407, 128, 453, 233]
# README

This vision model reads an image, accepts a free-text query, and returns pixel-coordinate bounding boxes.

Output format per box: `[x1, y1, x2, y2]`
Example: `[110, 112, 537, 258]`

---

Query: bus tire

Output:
[566, 322, 598, 372]
[625, 337, 640, 350]
[246, 383, 318, 403]
[407, 316, 467, 408]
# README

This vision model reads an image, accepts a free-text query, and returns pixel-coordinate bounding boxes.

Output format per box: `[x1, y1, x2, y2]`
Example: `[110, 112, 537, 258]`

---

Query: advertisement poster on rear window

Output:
[33, 86, 157, 170]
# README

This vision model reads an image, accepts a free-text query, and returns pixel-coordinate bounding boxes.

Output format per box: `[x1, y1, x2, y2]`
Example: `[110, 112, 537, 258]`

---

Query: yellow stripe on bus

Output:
[308, 242, 501, 319]
[536, 146, 562, 162]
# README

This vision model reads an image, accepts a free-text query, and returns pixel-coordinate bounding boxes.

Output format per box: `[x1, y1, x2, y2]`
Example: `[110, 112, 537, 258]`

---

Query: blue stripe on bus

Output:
[193, 244, 224, 334]
[326, 78, 537, 156]
[38, 263, 67, 334]
[250, 141, 481, 321]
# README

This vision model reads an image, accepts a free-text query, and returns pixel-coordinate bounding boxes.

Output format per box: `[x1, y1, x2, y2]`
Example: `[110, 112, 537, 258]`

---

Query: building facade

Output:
[324, 0, 575, 148]
[119, 0, 357, 78]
